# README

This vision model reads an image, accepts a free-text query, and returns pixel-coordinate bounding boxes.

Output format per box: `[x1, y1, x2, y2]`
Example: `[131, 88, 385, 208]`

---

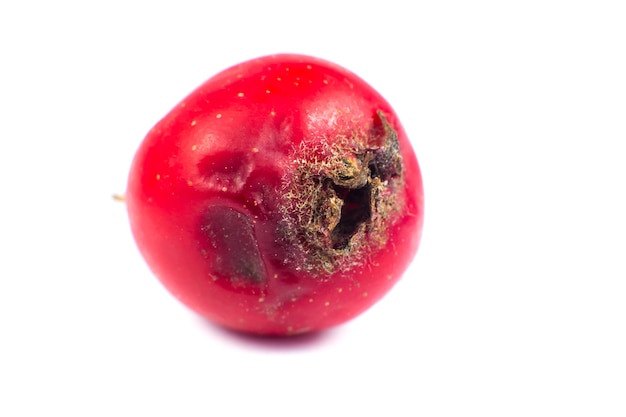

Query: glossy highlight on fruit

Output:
[126, 54, 424, 335]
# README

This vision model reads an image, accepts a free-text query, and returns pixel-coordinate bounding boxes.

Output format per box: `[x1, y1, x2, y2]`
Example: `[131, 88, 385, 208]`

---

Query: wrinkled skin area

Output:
[127, 54, 424, 335]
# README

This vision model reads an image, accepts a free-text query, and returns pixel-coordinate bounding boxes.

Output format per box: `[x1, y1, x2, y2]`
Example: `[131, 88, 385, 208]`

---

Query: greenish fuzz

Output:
[279, 111, 405, 275]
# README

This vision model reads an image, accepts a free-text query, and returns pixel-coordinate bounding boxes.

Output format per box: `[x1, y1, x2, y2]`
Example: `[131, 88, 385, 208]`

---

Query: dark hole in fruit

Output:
[331, 183, 372, 249]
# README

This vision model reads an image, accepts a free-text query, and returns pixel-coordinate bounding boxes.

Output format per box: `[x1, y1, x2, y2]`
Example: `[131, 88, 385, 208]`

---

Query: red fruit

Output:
[126, 54, 424, 335]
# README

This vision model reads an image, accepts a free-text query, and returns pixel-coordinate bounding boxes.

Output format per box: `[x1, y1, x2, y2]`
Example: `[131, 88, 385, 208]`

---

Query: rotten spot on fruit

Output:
[280, 111, 404, 273]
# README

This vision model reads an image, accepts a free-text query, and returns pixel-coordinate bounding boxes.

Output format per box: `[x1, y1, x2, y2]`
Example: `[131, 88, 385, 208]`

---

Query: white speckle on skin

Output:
[258, 297, 265, 303]
[238, 92, 244, 97]
[306, 65, 312, 70]
[307, 106, 338, 129]
[190, 120, 196, 126]
[252, 147, 259, 153]
[191, 145, 197, 151]
[216, 113, 222, 119]
[221, 187, 227, 192]
[324, 301, 330, 307]
[187, 180, 193, 186]
[156, 174, 161, 180]
[266, 89, 271, 94]
[308, 298, 314, 303]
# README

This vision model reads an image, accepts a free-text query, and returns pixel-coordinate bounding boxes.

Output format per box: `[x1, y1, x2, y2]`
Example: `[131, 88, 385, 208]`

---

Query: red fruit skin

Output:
[127, 54, 424, 335]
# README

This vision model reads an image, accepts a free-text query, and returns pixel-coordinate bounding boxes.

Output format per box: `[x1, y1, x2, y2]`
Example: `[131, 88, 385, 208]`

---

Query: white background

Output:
[1, 1, 625, 416]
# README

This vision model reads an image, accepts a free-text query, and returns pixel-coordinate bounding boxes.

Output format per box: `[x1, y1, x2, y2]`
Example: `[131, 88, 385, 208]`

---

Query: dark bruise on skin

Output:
[281, 110, 404, 274]
[200, 206, 266, 285]
[369, 111, 403, 181]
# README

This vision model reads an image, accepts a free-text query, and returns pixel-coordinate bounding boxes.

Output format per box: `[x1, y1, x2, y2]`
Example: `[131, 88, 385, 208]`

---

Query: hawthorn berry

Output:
[126, 54, 424, 335]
